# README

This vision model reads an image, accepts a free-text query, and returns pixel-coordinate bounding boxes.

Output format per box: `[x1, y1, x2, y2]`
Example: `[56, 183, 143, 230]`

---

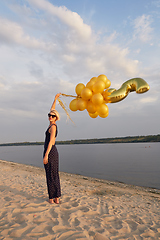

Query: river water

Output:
[0, 142, 160, 189]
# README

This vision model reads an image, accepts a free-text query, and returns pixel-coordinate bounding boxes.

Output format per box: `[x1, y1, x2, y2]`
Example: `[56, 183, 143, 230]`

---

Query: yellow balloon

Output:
[91, 93, 104, 105]
[92, 80, 105, 93]
[105, 79, 111, 89]
[69, 99, 78, 111]
[75, 83, 85, 96]
[81, 87, 92, 100]
[97, 74, 107, 84]
[107, 78, 150, 103]
[89, 112, 98, 118]
[89, 77, 97, 84]
[87, 101, 97, 114]
[86, 81, 95, 90]
[97, 74, 111, 89]
[77, 98, 87, 111]
[98, 111, 109, 118]
[97, 103, 109, 116]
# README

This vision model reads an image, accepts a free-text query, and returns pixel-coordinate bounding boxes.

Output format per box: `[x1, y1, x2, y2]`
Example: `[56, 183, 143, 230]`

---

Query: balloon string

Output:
[57, 97, 75, 124]
[61, 93, 77, 98]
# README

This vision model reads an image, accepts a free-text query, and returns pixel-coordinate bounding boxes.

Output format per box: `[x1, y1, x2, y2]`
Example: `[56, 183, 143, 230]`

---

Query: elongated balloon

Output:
[107, 78, 150, 103]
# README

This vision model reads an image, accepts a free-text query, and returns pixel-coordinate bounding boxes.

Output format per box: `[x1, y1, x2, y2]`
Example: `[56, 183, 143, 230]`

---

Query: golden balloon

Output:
[97, 103, 109, 116]
[97, 74, 111, 89]
[90, 77, 97, 84]
[81, 87, 92, 100]
[86, 81, 95, 90]
[69, 99, 78, 111]
[77, 98, 87, 111]
[105, 79, 111, 89]
[87, 101, 97, 114]
[98, 111, 109, 118]
[97, 74, 107, 82]
[89, 112, 98, 118]
[75, 83, 85, 96]
[92, 80, 105, 93]
[91, 93, 104, 105]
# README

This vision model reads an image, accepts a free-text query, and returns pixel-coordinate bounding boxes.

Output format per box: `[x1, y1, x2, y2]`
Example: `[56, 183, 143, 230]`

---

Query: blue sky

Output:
[0, 0, 159, 143]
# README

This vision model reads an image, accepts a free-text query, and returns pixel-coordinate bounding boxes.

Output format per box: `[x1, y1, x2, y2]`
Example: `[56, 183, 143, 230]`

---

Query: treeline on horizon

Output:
[0, 134, 160, 147]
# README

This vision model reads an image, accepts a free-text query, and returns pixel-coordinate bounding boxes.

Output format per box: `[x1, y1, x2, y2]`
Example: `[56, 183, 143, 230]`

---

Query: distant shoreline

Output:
[0, 134, 159, 146]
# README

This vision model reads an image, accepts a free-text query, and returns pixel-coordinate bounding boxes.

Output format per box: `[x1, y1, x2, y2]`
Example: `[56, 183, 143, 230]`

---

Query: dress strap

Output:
[48, 123, 56, 130]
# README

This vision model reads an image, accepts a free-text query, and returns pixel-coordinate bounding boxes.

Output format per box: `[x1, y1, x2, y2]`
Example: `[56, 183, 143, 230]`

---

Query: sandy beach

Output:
[0, 159, 160, 240]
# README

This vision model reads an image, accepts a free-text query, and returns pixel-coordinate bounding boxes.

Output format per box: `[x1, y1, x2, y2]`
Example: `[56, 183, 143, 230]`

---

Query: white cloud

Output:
[0, 1, 141, 84]
[28, 0, 92, 41]
[59, 79, 75, 94]
[133, 14, 153, 42]
[85, 44, 139, 78]
[0, 17, 54, 50]
[140, 96, 158, 103]
[62, 54, 76, 63]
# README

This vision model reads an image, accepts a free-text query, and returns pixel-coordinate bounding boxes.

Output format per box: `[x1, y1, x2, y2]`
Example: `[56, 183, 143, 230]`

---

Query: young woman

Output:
[43, 93, 61, 204]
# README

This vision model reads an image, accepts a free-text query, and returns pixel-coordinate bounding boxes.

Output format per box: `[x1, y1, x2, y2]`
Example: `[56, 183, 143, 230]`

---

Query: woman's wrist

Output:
[55, 93, 61, 99]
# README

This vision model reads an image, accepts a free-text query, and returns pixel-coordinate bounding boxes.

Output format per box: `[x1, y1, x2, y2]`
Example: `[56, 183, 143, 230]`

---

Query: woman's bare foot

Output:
[49, 199, 54, 204]
[54, 197, 59, 204]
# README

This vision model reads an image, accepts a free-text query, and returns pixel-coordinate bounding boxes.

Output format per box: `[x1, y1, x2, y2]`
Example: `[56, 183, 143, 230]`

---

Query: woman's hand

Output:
[43, 156, 48, 165]
[55, 93, 61, 100]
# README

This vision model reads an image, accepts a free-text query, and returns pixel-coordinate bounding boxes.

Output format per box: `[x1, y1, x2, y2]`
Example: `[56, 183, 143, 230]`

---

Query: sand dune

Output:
[0, 159, 160, 239]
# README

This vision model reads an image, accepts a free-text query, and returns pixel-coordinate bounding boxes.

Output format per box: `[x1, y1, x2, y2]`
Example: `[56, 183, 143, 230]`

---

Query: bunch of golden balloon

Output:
[59, 75, 150, 119]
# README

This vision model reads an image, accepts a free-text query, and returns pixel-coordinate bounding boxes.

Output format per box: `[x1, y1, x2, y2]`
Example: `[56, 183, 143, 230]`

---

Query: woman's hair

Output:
[49, 109, 60, 121]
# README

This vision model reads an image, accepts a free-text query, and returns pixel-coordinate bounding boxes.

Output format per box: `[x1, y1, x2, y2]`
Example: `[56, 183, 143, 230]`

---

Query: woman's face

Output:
[48, 113, 56, 122]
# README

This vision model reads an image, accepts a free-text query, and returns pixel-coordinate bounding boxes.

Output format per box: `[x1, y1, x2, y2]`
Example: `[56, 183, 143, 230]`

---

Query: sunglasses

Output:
[48, 114, 56, 118]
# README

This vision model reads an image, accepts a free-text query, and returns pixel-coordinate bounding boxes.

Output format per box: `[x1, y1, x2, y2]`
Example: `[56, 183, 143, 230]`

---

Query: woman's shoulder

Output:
[49, 124, 57, 133]
[51, 123, 57, 128]
[49, 123, 57, 128]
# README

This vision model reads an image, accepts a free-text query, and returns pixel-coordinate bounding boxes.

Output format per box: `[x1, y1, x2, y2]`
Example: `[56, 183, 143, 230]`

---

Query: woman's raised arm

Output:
[50, 93, 61, 111]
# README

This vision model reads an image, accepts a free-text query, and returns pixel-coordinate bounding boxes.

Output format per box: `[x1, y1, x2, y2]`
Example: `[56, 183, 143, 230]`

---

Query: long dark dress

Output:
[43, 124, 61, 199]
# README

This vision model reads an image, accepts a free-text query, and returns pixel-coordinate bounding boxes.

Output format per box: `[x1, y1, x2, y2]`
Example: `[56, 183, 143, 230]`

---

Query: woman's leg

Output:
[49, 146, 61, 199]
[44, 162, 54, 201]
